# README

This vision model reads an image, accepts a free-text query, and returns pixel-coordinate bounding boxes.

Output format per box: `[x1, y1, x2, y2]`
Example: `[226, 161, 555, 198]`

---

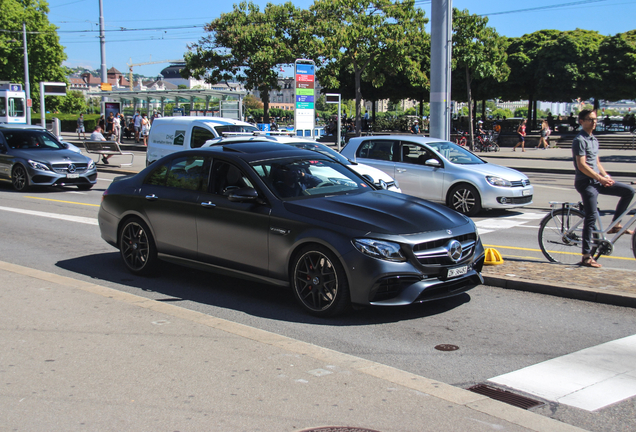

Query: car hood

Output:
[456, 162, 528, 180]
[283, 190, 470, 235]
[11, 148, 90, 164]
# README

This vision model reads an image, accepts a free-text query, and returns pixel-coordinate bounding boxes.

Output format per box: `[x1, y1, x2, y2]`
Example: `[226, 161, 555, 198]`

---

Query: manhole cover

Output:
[296, 428, 382, 432]
[435, 344, 459, 351]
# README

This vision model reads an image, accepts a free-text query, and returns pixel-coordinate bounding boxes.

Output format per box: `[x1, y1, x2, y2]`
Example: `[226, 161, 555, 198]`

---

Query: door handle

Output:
[145, 194, 158, 201]
[396, 168, 407, 173]
[200, 201, 216, 208]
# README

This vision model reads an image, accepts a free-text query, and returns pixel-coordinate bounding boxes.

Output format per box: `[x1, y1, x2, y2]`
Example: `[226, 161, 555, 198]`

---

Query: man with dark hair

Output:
[572, 109, 634, 268]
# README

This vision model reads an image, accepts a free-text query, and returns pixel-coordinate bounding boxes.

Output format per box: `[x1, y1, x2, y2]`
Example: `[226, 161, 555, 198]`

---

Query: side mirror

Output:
[228, 187, 260, 202]
[425, 159, 441, 168]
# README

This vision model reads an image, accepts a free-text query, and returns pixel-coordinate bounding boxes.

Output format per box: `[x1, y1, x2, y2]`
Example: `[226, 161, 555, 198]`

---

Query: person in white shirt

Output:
[90, 126, 111, 164]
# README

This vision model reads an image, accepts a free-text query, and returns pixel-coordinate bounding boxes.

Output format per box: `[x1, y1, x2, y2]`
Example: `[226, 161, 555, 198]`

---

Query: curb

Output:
[483, 275, 636, 309]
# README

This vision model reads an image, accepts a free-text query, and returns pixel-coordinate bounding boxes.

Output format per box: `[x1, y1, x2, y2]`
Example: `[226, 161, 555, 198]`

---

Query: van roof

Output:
[152, 116, 253, 126]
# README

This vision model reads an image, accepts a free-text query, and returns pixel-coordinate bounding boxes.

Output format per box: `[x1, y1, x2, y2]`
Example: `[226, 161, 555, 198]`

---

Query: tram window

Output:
[9, 98, 25, 117]
[0, 97, 6, 116]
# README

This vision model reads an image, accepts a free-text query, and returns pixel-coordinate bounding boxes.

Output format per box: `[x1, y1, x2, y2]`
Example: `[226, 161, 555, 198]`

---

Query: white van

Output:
[146, 116, 259, 165]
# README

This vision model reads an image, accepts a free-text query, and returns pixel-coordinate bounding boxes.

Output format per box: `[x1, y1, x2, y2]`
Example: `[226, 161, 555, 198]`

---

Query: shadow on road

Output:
[56, 252, 472, 326]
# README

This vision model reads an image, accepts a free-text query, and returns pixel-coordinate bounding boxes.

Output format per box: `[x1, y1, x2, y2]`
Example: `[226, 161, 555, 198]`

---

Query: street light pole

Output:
[99, 0, 107, 113]
[23, 22, 31, 125]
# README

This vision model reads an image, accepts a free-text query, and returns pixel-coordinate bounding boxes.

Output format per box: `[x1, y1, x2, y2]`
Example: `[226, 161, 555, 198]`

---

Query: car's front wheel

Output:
[291, 245, 350, 317]
[119, 218, 157, 275]
[12, 165, 29, 192]
[448, 184, 482, 216]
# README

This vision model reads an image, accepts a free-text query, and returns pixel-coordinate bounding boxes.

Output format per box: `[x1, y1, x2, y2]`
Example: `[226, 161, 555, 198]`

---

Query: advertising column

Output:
[294, 59, 315, 138]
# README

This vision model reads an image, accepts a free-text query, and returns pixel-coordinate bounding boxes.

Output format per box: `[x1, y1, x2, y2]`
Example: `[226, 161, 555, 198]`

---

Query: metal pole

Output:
[430, 0, 452, 141]
[337, 100, 342, 152]
[23, 22, 31, 125]
[99, 0, 107, 113]
[39, 82, 45, 127]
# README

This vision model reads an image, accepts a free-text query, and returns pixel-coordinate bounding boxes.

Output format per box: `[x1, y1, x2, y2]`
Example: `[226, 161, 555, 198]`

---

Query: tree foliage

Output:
[0, 0, 68, 112]
[452, 9, 508, 149]
[182, 1, 308, 122]
[309, 0, 428, 135]
[597, 30, 636, 101]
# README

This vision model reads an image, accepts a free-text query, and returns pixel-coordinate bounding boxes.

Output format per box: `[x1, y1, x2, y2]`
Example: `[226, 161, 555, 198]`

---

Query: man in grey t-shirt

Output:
[572, 109, 634, 268]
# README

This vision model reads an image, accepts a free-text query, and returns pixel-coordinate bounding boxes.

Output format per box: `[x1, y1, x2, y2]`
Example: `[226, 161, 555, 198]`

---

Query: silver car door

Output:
[394, 141, 445, 203]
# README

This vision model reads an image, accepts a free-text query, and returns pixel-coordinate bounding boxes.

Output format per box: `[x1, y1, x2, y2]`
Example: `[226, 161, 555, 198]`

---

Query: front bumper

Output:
[27, 166, 97, 188]
[343, 237, 486, 306]
[481, 185, 533, 209]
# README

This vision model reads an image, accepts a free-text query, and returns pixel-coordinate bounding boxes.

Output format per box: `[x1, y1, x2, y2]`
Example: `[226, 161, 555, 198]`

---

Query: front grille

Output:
[52, 163, 89, 174]
[511, 179, 531, 187]
[413, 234, 477, 265]
[507, 195, 532, 204]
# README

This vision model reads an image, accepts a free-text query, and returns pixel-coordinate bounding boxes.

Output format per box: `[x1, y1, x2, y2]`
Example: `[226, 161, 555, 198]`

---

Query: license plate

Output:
[67, 173, 80, 178]
[446, 265, 468, 278]
[522, 189, 531, 196]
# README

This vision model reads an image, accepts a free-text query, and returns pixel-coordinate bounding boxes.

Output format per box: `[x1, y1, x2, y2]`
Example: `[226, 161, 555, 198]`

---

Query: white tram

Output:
[0, 83, 26, 124]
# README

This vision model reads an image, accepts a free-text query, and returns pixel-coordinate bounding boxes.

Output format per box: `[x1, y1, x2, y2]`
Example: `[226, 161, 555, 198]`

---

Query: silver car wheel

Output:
[449, 184, 482, 216]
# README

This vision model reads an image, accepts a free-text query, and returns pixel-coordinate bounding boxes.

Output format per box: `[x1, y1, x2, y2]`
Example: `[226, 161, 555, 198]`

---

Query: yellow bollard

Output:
[484, 248, 504, 265]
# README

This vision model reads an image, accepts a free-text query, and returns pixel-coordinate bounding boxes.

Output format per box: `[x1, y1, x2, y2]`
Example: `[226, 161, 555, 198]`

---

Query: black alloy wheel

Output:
[119, 218, 157, 275]
[449, 184, 482, 216]
[292, 245, 350, 317]
[12, 165, 29, 192]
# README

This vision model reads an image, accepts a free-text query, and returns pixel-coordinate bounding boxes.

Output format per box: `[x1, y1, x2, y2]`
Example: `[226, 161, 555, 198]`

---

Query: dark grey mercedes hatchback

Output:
[98, 142, 484, 316]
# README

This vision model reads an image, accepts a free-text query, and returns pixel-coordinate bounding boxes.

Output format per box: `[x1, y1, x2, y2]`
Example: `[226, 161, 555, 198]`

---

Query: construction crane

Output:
[127, 58, 184, 91]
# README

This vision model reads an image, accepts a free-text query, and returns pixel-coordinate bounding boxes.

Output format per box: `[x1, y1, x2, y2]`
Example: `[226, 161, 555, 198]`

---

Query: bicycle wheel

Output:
[538, 208, 589, 264]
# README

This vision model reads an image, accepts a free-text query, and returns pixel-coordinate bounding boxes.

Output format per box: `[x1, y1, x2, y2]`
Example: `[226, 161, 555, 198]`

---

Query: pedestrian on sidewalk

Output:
[513, 119, 526, 152]
[141, 113, 150, 146]
[536, 120, 550, 149]
[76, 113, 86, 140]
[90, 126, 112, 164]
[113, 112, 121, 145]
[572, 109, 635, 268]
[133, 110, 142, 143]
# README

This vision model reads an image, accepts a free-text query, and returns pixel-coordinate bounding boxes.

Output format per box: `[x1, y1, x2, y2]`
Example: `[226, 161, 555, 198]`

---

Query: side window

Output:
[356, 140, 397, 161]
[209, 160, 253, 196]
[0, 97, 5, 116]
[144, 155, 210, 191]
[190, 126, 215, 149]
[400, 142, 438, 165]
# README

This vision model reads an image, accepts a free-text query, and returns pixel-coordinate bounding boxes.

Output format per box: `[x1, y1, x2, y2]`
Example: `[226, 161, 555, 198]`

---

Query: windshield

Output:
[251, 157, 371, 199]
[3, 130, 64, 150]
[427, 141, 484, 165]
[289, 142, 351, 165]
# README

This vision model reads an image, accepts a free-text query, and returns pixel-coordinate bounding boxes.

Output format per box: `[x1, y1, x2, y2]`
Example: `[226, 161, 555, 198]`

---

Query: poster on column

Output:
[104, 102, 121, 120]
[294, 59, 315, 137]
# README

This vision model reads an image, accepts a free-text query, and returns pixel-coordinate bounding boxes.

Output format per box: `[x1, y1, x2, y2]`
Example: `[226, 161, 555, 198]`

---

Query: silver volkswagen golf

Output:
[0, 125, 97, 191]
[341, 135, 533, 216]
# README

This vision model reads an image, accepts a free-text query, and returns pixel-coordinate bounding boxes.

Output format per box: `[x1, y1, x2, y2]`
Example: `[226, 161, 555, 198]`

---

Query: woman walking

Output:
[513, 119, 527, 152]
[141, 113, 150, 146]
[536, 120, 551, 150]
[113, 112, 122, 144]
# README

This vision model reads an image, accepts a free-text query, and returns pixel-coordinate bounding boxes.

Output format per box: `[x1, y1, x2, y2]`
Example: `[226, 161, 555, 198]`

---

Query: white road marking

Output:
[0, 206, 98, 225]
[488, 334, 636, 411]
[475, 212, 544, 234]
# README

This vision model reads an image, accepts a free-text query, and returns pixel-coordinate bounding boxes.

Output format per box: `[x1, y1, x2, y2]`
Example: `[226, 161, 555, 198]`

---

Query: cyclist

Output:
[572, 109, 635, 268]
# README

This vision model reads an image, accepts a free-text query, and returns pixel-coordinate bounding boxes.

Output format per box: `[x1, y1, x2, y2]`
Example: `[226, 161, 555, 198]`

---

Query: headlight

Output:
[486, 176, 512, 187]
[28, 160, 50, 171]
[353, 238, 406, 262]
[88, 160, 96, 170]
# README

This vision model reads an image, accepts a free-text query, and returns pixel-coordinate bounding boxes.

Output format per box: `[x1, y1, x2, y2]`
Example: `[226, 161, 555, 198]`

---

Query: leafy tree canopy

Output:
[597, 30, 636, 101]
[0, 0, 68, 111]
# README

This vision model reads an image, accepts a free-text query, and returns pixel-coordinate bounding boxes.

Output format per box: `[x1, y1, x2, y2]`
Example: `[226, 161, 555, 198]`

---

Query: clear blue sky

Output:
[49, 0, 636, 78]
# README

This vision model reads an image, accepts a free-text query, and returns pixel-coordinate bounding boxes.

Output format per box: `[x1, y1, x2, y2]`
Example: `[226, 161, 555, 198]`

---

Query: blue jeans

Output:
[575, 178, 635, 255]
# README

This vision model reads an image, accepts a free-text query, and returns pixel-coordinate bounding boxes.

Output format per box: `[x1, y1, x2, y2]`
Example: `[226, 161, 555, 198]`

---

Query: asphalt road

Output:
[0, 174, 635, 431]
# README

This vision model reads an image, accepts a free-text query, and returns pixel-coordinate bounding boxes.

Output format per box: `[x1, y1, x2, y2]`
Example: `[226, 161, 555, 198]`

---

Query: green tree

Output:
[53, 90, 87, 114]
[183, 1, 308, 123]
[310, 0, 427, 135]
[452, 9, 509, 150]
[597, 30, 636, 101]
[0, 0, 67, 113]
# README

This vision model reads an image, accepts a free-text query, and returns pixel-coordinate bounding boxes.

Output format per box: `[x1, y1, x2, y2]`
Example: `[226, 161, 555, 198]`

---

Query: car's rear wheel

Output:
[448, 184, 482, 216]
[291, 245, 350, 317]
[12, 165, 29, 192]
[119, 218, 157, 275]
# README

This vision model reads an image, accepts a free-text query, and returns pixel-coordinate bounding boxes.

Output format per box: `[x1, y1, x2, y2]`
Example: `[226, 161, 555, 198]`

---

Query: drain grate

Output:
[467, 384, 544, 410]
[296, 428, 382, 432]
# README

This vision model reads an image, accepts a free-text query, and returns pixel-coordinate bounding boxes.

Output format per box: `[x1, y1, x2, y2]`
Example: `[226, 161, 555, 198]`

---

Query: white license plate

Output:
[67, 173, 80, 178]
[447, 265, 468, 278]
[522, 189, 531, 196]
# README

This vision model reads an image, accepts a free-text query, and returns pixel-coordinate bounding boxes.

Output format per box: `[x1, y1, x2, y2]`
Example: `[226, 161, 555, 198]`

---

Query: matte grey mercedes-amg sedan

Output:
[98, 142, 484, 316]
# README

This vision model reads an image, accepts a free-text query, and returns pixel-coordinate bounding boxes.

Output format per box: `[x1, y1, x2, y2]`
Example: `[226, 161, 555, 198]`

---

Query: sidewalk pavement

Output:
[0, 260, 585, 431]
